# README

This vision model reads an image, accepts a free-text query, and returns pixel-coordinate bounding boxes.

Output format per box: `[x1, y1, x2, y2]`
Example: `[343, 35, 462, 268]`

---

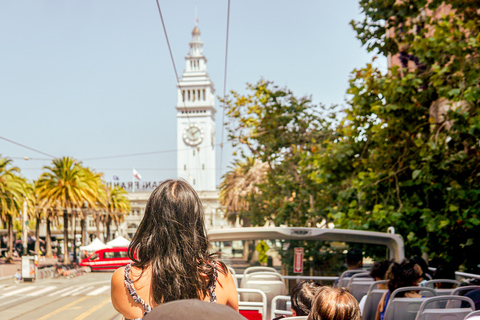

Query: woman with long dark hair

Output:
[111, 179, 238, 319]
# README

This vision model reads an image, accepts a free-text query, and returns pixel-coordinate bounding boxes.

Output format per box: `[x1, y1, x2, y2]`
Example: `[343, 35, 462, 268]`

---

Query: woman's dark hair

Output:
[370, 260, 393, 280]
[290, 281, 323, 316]
[386, 259, 423, 296]
[308, 287, 361, 320]
[128, 179, 225, 304]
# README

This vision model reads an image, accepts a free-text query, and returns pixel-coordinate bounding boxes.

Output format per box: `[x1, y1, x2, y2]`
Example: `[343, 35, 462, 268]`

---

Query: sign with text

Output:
[109, 181, 162, 192]
[293, 247, 304, 274]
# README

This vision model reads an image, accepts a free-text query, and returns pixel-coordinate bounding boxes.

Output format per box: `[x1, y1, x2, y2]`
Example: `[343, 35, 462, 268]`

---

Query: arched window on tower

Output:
[188, 90, 191, 101]
[182, 90, 185, 102]
[202, 89, 206, 100]
[197, 89, 200, 101]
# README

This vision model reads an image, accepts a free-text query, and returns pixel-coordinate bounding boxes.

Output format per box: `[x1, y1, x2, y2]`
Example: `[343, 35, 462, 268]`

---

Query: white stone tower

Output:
[176, 24, 216, 191]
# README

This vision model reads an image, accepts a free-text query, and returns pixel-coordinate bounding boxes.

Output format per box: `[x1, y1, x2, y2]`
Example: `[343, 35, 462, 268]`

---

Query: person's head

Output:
[433, 266, 456, 288]
[308, 287, 361, 320]
[411, 256, 430, 278]
[385, 259, 423, 295]
[128, 179, 218, 303]
[370, 260, 392, 281]
[290, 281, 323, 316]
[370, 260, 392, 290]
[346, 248, 363, 270]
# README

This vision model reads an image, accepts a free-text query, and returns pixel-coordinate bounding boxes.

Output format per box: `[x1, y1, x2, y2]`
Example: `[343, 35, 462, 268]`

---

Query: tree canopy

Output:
[222, 0, 480, 270]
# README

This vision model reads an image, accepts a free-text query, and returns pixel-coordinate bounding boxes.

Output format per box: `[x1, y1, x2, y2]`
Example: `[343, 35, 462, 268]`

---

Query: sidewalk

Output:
[0, 256, 59, 278]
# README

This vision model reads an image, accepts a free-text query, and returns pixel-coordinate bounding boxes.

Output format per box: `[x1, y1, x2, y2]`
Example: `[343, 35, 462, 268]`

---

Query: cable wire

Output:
[219, 0, 231, 179]
[0, 135, 55, 158]
[154, 0, 191, 126]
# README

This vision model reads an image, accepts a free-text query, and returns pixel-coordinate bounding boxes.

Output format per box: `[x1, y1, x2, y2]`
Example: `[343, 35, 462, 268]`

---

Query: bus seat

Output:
[284, 317, 308, 319]
[237, 288, 268, 320]
[240, 272, 287, 318]
[465, 310, 480, 319]
[362, 280, 388, 320]
[228, 266, 238, 288]
[414, 296, 474, 320]
[451, 285, 480, 296]
[243, 266, 279, 275]
[240, 271, 284, 289]
[336, 269, 368, 288]
[347, 273, 375, 302]
[424, 279, 460, 289]
[270, 295, 292, 319]
[384, 287, 437, 320]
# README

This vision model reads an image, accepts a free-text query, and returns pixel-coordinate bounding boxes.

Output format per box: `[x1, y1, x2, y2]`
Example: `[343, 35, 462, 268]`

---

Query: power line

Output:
[154, 0, 191, 126]
[0, 136, 56, 158]
[219, 0, 232, 178]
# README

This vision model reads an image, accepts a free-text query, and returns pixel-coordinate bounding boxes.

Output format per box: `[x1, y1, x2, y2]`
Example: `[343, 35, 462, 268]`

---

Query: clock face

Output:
[183, 124, 204, 146]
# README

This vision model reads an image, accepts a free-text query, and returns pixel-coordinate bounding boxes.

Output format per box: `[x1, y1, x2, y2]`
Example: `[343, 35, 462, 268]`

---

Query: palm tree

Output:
[80, 168, 106, 246]
[219, 157, 268, 226]
[0, 157, 28, 260]
[36, 157, 98, 264]
[104, 185, 130, 242]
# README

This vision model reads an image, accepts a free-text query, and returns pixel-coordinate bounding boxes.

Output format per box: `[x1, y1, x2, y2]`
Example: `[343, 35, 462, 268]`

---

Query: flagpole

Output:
[132, 168, 135, 192]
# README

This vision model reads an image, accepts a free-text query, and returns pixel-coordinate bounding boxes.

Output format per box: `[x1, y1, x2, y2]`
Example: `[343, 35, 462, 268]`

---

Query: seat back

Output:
[362, 280, 389, 320]
[270, 295, 292, 319]
[240, 272, 287, 318]
[451, 285, 480, 296]
[240, 272, 284, 289]
[424, 279, 460, 289]
[349, 279, 375, 302]
[243, 266, 279, 275]
[414, 296, 474, 320]
[237, 288, 268, 320]
[336, 269, 369, 288]
[228, 266, 238, 288]
[384, 287, 437, 320]
[465, 310, 480, 320]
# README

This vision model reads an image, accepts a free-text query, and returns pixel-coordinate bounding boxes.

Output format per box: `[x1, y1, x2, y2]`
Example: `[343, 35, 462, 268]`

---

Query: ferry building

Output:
[115, 24, 226, 240]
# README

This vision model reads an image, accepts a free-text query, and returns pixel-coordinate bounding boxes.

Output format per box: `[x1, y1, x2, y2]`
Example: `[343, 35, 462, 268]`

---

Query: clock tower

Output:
[176, 24, 216, 191]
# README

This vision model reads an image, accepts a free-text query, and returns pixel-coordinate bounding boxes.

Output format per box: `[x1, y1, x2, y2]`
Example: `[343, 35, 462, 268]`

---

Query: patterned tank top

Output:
[124, 263, 218, 320]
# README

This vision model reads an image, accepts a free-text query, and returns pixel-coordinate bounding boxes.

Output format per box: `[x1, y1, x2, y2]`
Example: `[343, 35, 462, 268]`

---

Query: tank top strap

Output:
[124, 263, 152, 317]
[208, 262, 218, 303]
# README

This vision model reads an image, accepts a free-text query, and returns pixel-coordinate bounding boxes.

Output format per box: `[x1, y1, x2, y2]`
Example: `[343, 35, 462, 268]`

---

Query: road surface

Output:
[0, 271, 121, 320]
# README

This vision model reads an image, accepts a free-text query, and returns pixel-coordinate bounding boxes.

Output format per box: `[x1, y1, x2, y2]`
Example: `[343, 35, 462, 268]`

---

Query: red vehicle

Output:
[79, 247, 131, 272]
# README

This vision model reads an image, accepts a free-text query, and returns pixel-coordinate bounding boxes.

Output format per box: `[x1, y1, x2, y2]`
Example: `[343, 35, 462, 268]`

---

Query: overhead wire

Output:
[219, 0, 231, 180]
[0, 135, 56, 158]
[154, 0, 191, 126]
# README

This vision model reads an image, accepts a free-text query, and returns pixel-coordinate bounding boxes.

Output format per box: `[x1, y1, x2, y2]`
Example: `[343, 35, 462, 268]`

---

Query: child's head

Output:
[290, 281, 323, 316]
[308, 287, 361, 320]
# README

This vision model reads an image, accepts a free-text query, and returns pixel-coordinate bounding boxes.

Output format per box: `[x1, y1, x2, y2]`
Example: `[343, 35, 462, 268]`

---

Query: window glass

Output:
[104, 251, 115, 259]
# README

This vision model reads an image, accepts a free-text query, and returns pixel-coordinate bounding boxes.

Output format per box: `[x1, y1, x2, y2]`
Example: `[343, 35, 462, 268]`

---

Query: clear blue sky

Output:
[0, 0, 385, 187]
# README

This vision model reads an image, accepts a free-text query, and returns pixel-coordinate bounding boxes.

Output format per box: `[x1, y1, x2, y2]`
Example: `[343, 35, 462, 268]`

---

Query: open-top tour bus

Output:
[208, 227, 480, 320]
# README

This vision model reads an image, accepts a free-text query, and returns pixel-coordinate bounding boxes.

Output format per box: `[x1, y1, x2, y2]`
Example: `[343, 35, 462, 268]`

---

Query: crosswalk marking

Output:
[86, 285, 110, 296]
[27, 286, 57, 296]
[72, 286, 95, 296]
[48, 287, 72, 296]
[1, 284, 111, 298]
[3, 287, 35, 297]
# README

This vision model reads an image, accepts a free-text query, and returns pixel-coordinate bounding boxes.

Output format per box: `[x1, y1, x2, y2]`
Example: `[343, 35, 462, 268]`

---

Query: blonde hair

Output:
[308, 287, 361, 320]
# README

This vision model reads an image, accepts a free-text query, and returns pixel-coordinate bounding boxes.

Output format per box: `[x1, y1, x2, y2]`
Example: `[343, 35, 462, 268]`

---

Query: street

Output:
[0, 271, 120, 320]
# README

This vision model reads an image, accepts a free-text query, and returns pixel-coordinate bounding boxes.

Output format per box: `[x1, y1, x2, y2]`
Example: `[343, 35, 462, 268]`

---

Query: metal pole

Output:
[23, 199, 27, 256]
[73, 211, 77, 263]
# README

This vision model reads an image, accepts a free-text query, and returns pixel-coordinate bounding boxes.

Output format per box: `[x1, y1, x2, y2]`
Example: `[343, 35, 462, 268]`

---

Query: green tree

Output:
[103, 185, 130, 242]
[220, 157, 268, 227]
[322, 0, 480, 270]
[0, 157, 28, 260]
[36, 157, 99, 264]
[223, 81, 337, 227]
